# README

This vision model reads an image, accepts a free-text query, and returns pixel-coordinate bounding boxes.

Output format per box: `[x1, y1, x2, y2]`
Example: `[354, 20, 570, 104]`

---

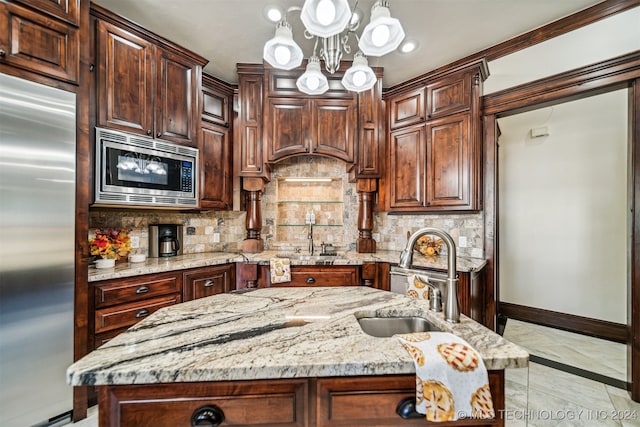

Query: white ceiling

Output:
[93, 0, 604, 88]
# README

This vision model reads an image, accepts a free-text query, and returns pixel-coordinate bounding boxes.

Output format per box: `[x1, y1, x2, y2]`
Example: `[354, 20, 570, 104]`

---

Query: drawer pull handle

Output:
[135, 286, 149, 294]
[396, 397, 422, 419]
[306, 277, 315, 284]
[135, 309, 149, 319]
[191, 405, 225, 426]
[204, 280, 215, 287]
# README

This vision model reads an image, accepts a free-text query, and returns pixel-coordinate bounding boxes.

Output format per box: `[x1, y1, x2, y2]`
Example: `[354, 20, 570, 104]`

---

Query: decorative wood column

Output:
[356, 178, 377, 253]
[242, 178, 264, 253]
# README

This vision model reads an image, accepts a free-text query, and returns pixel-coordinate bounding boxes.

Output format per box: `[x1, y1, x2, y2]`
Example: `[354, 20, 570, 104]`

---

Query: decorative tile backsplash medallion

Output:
[90, 156, 484, 258]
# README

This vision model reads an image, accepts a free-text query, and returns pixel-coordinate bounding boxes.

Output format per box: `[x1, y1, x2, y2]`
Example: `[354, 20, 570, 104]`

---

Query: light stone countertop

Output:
[88, 250, 488, 282]
[67, 287, 528, 386]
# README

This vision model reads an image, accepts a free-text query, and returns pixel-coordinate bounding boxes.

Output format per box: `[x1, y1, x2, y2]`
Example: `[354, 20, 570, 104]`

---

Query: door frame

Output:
[482, 51, 640, 400]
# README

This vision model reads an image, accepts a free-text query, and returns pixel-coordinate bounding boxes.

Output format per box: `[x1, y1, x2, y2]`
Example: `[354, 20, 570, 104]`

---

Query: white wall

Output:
[498, 89, 628, 323]
[485, 8, 640, 94]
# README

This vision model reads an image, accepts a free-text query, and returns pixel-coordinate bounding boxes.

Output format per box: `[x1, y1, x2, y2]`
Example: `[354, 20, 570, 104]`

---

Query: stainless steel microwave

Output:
[94, 128, 198, 208]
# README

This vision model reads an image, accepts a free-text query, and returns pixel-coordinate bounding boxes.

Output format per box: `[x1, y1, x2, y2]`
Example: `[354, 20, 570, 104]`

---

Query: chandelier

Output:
[263, 0, 405, 94]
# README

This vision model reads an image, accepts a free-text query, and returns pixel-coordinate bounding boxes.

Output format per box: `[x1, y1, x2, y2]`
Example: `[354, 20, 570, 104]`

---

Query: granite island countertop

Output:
[88, 250, 488, 282]
[67, 287, 528, 386]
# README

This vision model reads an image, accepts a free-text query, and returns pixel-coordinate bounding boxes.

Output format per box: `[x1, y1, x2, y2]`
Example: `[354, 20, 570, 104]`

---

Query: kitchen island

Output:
[68, 287, 527, 426]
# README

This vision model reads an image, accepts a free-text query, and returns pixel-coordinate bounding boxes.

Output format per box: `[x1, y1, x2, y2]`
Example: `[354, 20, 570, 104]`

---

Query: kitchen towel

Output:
[270, 257, 291, 284]
[395, 332, 494, 422]
[406, 273, 432, 299]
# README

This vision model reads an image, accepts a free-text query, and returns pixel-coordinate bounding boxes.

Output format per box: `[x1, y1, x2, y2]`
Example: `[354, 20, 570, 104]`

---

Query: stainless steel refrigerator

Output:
[0, 73, 76, 426]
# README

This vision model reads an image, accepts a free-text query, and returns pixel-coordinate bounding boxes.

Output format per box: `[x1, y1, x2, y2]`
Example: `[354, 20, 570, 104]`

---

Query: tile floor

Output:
[70, 319, 640, 426]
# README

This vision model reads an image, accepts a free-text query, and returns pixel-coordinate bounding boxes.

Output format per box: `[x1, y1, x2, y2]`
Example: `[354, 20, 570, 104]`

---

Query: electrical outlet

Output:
[212, 233, 220, 243]
[130, 236, 140, 249]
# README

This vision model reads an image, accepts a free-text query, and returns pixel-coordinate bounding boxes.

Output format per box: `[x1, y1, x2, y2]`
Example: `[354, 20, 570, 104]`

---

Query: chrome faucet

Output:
[399, 227, 460, 323]
[308, 223, 314, 255]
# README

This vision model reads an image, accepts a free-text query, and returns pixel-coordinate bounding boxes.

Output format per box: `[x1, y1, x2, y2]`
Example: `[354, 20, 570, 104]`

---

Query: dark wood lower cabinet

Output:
[98, 371, 504, 426]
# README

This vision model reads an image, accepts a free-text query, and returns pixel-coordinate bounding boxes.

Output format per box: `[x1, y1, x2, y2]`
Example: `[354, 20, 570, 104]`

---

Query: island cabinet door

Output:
[99, 379, 308, 427]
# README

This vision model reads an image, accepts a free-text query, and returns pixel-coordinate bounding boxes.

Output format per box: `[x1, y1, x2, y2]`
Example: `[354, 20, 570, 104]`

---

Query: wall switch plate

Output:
[213, 233, 220, 243]
[186, 226, 196, 235]
[130, 235, 140, 249]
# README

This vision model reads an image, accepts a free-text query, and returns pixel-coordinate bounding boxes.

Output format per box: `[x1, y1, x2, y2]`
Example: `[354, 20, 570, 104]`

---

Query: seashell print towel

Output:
[270, 257, 291, 284]
[395, 332, 494, 422]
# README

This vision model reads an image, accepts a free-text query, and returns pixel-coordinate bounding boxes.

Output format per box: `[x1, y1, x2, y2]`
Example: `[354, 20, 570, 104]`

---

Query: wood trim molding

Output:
[499, 302, 628, 343]
[396, 0, 640, 95]
[631, 77, 640, 400]
[483, 51, 640, 116]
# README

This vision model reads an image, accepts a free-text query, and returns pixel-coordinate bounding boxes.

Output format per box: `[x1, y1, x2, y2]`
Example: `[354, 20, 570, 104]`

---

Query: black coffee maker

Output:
[149, 224, 183, 257]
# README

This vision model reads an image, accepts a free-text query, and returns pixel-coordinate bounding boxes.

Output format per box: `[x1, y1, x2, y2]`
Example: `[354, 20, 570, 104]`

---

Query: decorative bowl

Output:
[129, 254, 146, 263]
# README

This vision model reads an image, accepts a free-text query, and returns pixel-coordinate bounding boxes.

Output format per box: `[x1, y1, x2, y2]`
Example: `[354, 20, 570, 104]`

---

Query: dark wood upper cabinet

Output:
[389, 123, 425, 209]
[0, 1, 79, 83]
[200, 74, 234, 210]
[426, 72, 471, 119]
[265, 96, 356, 164]
[383, 60, 487, 212]
[265, 97, 310, 161]
[313, 98, 357, 163]
[96, 19, 153, 136]
[426, 113, 471, 208]
[388, 87, 426, 130]
[238, 64, 383, 177]
[94, 9, 206, 147]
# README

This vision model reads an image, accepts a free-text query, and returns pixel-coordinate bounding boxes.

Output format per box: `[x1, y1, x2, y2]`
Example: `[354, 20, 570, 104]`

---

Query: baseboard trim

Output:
[499, 302, 627, 343]
[529, 355, 630, 391]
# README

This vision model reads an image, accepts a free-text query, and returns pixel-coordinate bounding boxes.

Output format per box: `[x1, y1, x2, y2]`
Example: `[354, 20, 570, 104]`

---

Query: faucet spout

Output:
[400, 227, 460, 323]
[308, 224, 314, 255]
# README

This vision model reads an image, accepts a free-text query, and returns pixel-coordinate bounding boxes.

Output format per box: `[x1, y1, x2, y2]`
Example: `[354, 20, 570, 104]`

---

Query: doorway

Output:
[497, 89, 628, 384]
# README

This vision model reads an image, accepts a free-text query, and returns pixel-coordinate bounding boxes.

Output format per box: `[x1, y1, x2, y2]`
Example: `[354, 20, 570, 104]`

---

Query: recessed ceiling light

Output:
[399, 40, 418, 53]
[266, 6, 283, 22]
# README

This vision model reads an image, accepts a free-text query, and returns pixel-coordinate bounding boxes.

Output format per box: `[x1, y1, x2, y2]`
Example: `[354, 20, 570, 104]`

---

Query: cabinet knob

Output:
[146, 129, 152, 135]
[135, 285, 149, 294]
[135, 309, 149, 318]
[0, 49, 6, 57]
[396, 397, 422, 419]
[306, 277, 315, 284]
[203, 279, 215, 287]
[191, 405, 225, 426]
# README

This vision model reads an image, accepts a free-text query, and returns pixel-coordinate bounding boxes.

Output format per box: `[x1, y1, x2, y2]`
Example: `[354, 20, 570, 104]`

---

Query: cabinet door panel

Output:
[239, 74, 263, 175]
[202, 86, 228, 126]
[426, 114, 470, 207]
[389, 87, 426, 130]
[200, 124, 232, 209]
[156, 49, 197, 145]
[0, 2, 79, 83]
[97, 20, 153, 136]
[183, 264, 235, 301]
[389, 124, 425, 208]
[426, 72, 471, 119]
[267, 98, 309, 161]
[12, 0, 79, 25]
[313, 98, 356, 163]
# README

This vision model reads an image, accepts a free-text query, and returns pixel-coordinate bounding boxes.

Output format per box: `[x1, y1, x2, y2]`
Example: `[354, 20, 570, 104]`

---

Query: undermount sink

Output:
[356, 316, 440, 338]
[276, 253, 338, 261]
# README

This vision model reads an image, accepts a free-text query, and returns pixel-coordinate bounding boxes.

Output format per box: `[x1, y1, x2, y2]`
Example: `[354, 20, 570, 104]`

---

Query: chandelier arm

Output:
[348, 0, 361, 32]
[312, 37, 319, 57]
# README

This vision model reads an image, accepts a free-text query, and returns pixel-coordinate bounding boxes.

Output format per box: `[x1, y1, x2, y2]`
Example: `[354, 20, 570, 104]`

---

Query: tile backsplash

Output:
[90, 156, 484, 258]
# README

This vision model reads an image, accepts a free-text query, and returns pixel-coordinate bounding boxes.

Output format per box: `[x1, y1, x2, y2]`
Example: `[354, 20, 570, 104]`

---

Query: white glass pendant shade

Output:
[341, 52, 376, 92]
[358, 1, 405, 56]
[263, 21, 304, 70]
[301, 0, 351, 38]
[296, 56, 329, 95]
